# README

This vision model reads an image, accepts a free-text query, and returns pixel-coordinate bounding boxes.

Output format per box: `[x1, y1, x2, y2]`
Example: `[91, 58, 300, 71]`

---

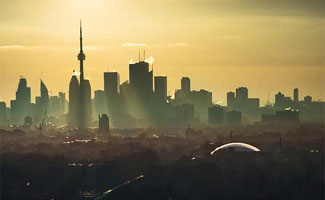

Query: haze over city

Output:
[0, 1, 324, 200]
[1, 0, 324, 105]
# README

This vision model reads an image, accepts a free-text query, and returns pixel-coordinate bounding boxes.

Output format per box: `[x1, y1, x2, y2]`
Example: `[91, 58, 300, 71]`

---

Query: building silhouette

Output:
[227, 91, 236, 109]
[10, 77, 31, 124]
[208, 106, 224, 126]
[68, 73, 80, 127]
[129, 61, 153, 117]
[236, 87, 248, 105]
[94, 90, 105, 116]
[39, 80, 49, 116]
[293, 88, 299, 103]
[0, 102, 6, 125]
[154, 76, 167, 105]
[304, 95, 312, 104]
[181, 77, 190, 94]
[104, 71, 120, 115]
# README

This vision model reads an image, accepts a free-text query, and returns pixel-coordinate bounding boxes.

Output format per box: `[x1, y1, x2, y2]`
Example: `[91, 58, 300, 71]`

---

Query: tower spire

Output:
[78, 20, 85, 81]
[80, 19, 83, 52]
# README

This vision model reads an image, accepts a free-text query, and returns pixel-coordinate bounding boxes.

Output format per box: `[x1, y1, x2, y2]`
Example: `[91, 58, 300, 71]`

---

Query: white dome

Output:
[210, 142, 260, 154]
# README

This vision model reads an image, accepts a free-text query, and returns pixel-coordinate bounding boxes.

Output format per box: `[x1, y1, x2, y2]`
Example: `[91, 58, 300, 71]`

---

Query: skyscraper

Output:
[10, 77, 31, 124]
[129, 61, 153, 98]
[154, 76, 167, 104]
[294, 88, 299, 103]
[181, 77, 190, 94]
[0, 102, 6, 125]
[40, 80, 49, 115]
[83, 79, 92, 127]
[227, 91, 236, 108]
[94, 90, 105, 116]
[68, 73, 80, 127]
[104, 71, 120, 114]
[129, 61, 153, 116]
[236, 87, 248, 105]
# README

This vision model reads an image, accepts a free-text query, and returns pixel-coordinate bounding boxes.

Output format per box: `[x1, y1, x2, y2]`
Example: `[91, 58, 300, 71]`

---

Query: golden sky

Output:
[0, 0, 324, 106]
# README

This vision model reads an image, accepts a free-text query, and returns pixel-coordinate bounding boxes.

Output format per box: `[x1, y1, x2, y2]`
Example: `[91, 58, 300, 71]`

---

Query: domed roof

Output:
[210, 142, 260, 154]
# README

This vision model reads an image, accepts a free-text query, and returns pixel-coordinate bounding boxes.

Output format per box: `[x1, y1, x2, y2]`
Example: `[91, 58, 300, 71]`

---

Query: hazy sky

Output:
[0, 0, 324, 106]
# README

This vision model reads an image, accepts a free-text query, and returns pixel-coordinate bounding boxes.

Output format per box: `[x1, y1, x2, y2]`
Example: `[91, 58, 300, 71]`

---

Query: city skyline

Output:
[1, 0, 324, 105]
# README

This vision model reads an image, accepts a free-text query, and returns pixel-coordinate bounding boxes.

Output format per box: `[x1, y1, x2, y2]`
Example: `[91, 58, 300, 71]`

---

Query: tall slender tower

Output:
[78, 21, 86, 129]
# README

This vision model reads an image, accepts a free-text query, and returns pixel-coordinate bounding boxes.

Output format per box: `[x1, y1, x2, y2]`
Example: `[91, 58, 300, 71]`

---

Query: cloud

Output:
[83, 45, 105, 51]
[168, 43, 188, 47]
[0, 45, 42, 50]
[121, 42, 146, 47]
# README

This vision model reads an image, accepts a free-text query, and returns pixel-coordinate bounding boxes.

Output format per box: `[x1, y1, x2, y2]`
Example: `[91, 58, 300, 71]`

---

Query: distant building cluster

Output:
[0, 26, 324, 130]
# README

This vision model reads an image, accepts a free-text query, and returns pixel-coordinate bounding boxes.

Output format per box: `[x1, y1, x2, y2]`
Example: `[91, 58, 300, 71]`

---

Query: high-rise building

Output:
[293, 88, 299, 103]
[129, 61, 153, 116]
[104, 71, 120, 114]
[275, 92, 284, 107]
[190, 89, 213, 121]
[154, 76, 167, 104]
[227, 91, 236, 108]
[181, 77, 190, 94]
[83, 79, 92, 127]
[0, 102, 6, 125]
[10, 77, 31, 124]
[129, 61, 153, 99]
[94, 90, 105, 115]
[39, 80, 49, 115]
[304, 95, 312, 104]
[104, 72, 120, 96]
[236, 87, 248, 105]
[68, 74, 80, 127]
[58, 92, 66, 114]
[208, 106, 224, 126]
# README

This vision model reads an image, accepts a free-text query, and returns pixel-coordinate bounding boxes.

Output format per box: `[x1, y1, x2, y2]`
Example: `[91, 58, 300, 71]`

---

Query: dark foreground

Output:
[1, 124, 324, 200]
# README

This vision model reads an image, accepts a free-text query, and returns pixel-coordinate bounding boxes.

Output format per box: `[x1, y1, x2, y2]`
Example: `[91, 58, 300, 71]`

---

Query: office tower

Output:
[129, 60, 153, 116]
[120, 81, 131, 99]
[293, 88, 299, 103]
[39, 80, 49, 115]
[227, 110, 242, 125]
[181, 77, 190, 93]
[0, 102, 6, 125]
[104, 71, 120, 114]
[83, 79, 92, 127]
[58, 92, 66, 114]
[191, 89, 213, 121]
[98, 114, 110, 134]
[68, 74, 80, 127]
[236, 87, 248, 104]
[104, 72, 120, 96]
[227, 91, 236, 108]
[154, 76, 167, 104]
[275, 92, 284, 107]
[208, 106, 224, 126]
[304, 95, 312, 104]
[129, 61, 153, 99]
[11, 77, 31, 124]
[94, 90, 105, 115]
